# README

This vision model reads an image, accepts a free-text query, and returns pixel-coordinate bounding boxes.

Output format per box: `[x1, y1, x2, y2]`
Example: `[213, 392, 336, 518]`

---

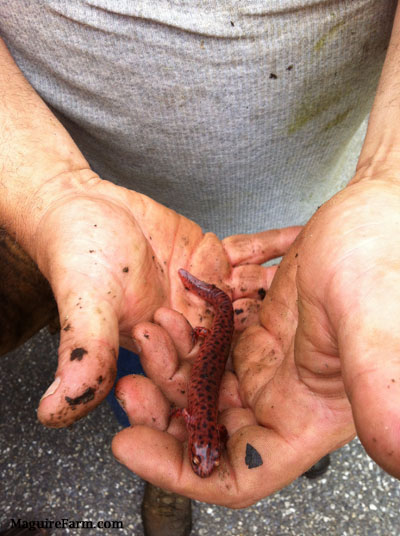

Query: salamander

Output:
[175, 268, 234, 478]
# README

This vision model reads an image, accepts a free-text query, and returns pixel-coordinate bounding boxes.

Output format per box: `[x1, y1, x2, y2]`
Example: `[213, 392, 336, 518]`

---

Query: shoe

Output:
[141, 482, 192, 536]
[302, 454, 331, 479]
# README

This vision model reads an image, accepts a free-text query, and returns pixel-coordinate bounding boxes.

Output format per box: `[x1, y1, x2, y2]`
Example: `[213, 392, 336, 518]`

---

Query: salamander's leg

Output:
[194, 326, 209, 338]
[218, 424, 228, 447]
[170, 407, 184, 419]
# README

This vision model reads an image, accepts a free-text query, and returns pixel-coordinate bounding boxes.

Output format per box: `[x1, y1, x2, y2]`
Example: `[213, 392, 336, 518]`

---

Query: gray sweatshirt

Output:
[0, 0, 396, 236]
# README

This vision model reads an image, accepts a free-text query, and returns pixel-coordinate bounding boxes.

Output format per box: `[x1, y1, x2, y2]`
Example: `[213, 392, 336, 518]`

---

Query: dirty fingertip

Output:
[115, 375, 170, 429]
[37, 343, 117, 428]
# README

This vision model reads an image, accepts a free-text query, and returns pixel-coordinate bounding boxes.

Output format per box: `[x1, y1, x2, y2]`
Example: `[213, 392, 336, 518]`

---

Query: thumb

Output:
[37, 283, 119, 427]
[335, 268, 400, 478]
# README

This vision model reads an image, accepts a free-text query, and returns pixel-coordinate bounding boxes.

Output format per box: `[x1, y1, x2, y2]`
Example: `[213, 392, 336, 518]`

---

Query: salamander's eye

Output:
[192, 455, 200, 465]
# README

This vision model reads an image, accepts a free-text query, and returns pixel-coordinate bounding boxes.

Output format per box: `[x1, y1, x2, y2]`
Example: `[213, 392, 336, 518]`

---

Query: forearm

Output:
[0, 38, 91, 255]
[355, 4, 400, 179]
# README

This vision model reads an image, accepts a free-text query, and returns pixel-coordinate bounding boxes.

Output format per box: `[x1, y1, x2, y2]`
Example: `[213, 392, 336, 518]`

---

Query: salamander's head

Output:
[188, 427, 221, 478]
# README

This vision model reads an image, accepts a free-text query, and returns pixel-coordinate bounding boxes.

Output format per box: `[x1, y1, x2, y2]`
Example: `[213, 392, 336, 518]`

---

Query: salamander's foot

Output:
[190, 326, 210, 347]
[193, 326, 209, 339]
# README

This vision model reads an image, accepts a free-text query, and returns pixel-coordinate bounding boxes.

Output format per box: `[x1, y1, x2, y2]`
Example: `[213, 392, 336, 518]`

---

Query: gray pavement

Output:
[1, 328, 399, 536]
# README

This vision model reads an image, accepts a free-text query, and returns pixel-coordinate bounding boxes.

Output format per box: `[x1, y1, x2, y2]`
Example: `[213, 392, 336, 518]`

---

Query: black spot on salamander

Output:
[245, 443, 263, 469]
[122, 266, 129, 273]
[234, 308, 244, 315]
[258, 288, 267, 300]
[97, 376, 103, 384]
[70, 347, 88, 361]
[269, 73, 278, 79]
[65, 387, 95, 406]
[63, 323, 72, 332]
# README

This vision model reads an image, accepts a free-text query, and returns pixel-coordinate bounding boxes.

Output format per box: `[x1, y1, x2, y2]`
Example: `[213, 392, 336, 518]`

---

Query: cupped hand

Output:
[112, 176, 400, 507]
[34, 171, 300, 427]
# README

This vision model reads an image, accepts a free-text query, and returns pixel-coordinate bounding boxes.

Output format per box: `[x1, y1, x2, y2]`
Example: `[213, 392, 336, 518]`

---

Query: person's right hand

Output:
[0, 38, 301, 431]
[31, 170, 300, 428]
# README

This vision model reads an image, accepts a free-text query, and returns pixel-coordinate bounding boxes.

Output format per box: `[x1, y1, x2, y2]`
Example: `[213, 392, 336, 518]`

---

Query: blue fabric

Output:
[106, 347, 145, 428]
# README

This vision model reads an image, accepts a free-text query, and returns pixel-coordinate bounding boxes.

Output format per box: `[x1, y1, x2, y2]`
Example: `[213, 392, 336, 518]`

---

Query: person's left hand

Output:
[112, 176, 400, 507]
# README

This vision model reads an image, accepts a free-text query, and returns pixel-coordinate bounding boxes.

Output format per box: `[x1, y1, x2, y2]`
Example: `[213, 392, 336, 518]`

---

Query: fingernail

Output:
[40, 376, 61, 401]
[115, 395, 126, 409]
[131, 339, 141, 354]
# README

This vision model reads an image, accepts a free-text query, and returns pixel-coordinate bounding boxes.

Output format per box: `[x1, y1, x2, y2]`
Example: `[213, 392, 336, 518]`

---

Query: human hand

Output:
[112, 176, 400, 507]
[34, 172, 300, 427]
[0, 39, 300, 430]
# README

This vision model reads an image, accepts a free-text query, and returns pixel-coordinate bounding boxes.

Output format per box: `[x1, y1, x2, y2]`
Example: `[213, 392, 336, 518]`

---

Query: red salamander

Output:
[176, 268, 234, 478]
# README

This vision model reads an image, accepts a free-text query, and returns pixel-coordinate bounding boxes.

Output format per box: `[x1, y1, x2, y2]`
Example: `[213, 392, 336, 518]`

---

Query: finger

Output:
[233, 325, 285, 408]
[230, 264, 277, 300]
[258, 248, 300, 354]
[223, 226, 302, 266]
[335, 270, 400, 478]
[37, 293, 119, 427]
[132, 322, 190, 406]
[115, 375, 170, 430]
[34, 197, 153, 427]
[219, 371, 242, 410]
[111, 404, 347, 508]
[153, 307, 194, 358]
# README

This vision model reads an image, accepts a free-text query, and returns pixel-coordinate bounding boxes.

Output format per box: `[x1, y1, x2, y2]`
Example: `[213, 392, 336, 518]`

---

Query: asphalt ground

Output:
[1, 328, 399, 536]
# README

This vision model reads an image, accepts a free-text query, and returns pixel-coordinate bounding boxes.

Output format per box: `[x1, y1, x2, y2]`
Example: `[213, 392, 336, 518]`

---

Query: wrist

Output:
[6, 168, 103, 260]
[352, 5, 400, 185]
[350, 154, 400, 186]
[0, 37, 93, 255]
